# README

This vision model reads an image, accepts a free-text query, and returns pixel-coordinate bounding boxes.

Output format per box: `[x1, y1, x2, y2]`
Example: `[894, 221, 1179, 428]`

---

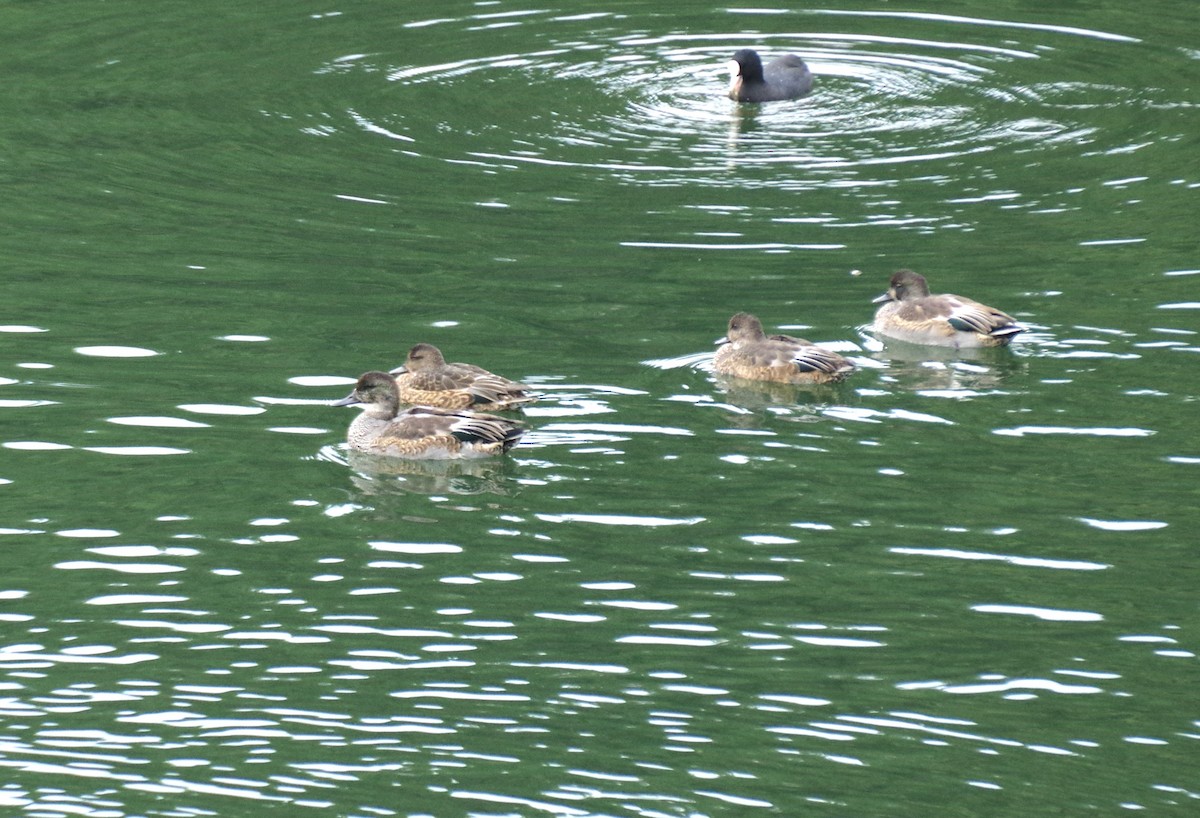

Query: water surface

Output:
[1, 1, 1198, 815]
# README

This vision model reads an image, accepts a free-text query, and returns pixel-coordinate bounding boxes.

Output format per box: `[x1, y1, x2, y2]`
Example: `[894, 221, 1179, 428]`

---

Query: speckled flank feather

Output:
[714, 312, 855, 384]
[335, 371, 526, 460]
[371, 408, 523, 458]
[390, 343, 535, 411]
[872, 269, 1023, 348]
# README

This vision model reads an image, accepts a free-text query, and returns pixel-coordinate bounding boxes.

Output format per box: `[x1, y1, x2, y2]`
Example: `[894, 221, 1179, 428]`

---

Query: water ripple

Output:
[322, 10, 1149, 187]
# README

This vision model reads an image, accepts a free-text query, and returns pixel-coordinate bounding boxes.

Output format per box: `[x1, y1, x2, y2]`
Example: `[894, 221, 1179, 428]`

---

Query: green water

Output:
[1, 1, 1198, 816]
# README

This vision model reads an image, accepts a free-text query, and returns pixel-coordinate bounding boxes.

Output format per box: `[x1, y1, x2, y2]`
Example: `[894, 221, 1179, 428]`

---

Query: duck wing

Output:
[461, 373, 535, 407]
[378, 406, 463, 440]
[943, 296, 1022, 337]
[753, 338, 852, 376]
[449, 412, 526, 450]
[795, 347, 853, 375]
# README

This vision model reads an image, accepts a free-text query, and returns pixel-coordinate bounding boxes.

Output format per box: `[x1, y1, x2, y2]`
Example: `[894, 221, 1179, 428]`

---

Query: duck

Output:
[714, 312, 855, 384]
[871, 269, 1023, 348]
[334, 371, 526, 459]
[389, 343, 535, 411]
[727, 49, 813, 103]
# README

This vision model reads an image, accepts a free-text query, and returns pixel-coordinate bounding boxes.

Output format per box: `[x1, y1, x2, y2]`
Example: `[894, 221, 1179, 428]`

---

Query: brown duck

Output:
[390, 343, 535, 411]
[714, 312, 854, 384]
[335, 371, 525, 459]
[872, 269, 1023, 348]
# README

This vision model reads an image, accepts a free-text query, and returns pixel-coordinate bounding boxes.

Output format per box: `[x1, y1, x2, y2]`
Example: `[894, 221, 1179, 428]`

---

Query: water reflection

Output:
[318, 444, 522, 496]
[712, 373, 853, 413]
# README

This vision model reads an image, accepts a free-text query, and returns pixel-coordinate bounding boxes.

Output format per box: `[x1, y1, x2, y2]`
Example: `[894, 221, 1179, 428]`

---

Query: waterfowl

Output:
[872, 269, 1023, 348]
[335, 371, 525, 459]
[727, 49, 813, 103]
[390, 343, 535, 411]
[714, 312, 855, 384]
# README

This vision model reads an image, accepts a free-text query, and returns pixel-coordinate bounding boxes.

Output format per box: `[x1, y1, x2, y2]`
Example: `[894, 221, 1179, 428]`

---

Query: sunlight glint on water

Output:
[0, 1, 1197, 816]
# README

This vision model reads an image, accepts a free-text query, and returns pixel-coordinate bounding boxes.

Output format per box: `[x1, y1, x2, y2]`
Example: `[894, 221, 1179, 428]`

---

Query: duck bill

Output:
[388, 365, 407, 375]
[714, 336, 730, 346]
[871, 292, 893, 304]
[333, 392, 361, 407]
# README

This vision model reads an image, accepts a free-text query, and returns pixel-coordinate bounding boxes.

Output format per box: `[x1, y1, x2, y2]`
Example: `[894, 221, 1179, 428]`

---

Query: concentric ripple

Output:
[317, 8, 1146, 187]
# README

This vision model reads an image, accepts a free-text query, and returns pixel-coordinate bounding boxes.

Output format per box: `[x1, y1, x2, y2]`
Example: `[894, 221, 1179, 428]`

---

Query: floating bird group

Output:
[334, 271, 1023, 460]
[335, 368, 526, 460]
[323, 55, 1023, 460]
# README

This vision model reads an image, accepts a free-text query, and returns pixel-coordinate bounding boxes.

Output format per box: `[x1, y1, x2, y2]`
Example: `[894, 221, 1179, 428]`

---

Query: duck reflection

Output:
[870, 336, 1028, 392]
[344, 449, 520, 497]
[710, 373, 853, 426]
[714, 372, 847, 408]
[726, 105, 762, 153]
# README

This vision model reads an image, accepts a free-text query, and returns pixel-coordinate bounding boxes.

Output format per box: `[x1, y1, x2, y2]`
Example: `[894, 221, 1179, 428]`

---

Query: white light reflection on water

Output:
[1077, 518, 1167, 532]
[940, 678, 1104, 696]
[0, 4, 1192, 817]
[54, 561, 186, 574]
[108, 416, 210, 428]
[993, 425, 1154, 438]
[85, 594, 189, 606]
[74, 346, 158, 358]
[536, 512, 704, 526]
[0, 645, 157, 666]
[0, 399, 57, 408]
[536, 421, 692, 436]
[55, 528, 120, 538]
[891, 547, 1108, 571]
[814, 10, 1140, 44]
[369, 541, 463, 555]
[88, 545, 199, 559]
[83, 447, 191, 456]
[823, 406, 954, 425]
[972, 605, 1104, 622]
